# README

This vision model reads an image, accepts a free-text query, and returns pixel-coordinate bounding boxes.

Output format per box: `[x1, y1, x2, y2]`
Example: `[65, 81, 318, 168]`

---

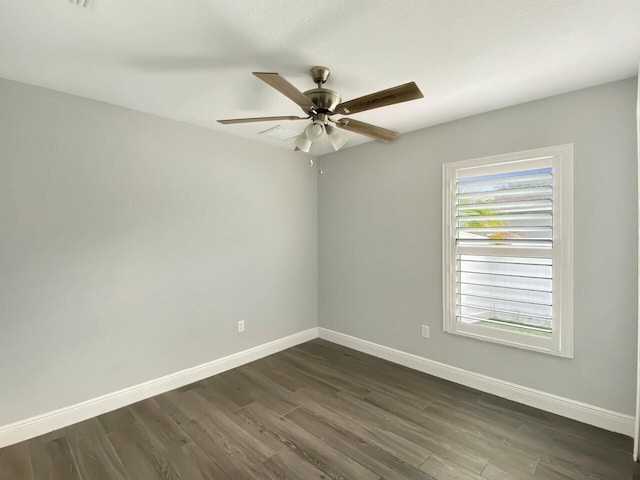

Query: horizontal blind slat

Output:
[456, 280, 553, 294]
[456, 199, 552, 212]
[457, 185, 552, 201]
[456, 239, 552, 247]
[457, 226, 552, 234]
[457, 213, 553, 222]
[457, 172, 552, 190]
[458, 269, 552, 280]
[459, 256, 552, 266]
[457, 292, 552, 307]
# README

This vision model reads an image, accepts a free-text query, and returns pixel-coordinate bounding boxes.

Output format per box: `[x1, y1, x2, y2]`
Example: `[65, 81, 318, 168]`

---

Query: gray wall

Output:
[1, 75, 636, 425]
[0, 78, 318, 426]
[319, 78, 638, 414]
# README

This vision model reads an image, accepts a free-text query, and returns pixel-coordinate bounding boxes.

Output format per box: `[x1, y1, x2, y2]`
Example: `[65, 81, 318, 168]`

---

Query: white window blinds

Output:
[456, 168, 553, 248]
[456, 168, 553, 336]
[443, 145, 573, 356]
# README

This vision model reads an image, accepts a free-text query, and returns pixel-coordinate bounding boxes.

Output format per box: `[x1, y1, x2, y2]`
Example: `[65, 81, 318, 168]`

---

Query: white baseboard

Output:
[2, 325, 633, 448]
[0, 327, 318, 448]
[318, 328, 634, 437]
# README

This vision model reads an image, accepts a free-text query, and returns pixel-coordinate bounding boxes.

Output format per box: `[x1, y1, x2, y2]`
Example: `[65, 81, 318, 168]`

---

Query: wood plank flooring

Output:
[1, 339, 639, 479]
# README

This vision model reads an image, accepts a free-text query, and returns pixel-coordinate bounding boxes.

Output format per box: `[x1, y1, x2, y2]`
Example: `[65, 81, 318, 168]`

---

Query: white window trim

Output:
[442, 144, 574, 358]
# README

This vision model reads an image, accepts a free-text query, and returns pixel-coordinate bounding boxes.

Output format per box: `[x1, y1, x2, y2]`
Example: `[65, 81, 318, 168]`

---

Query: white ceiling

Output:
[1, 1, 639, 155]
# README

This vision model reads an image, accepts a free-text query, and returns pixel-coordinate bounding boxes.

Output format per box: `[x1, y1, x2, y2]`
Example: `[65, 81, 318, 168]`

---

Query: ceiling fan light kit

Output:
[305, 121, 325, 141]
[218, 66, 424, 154]
[294, 134, 313, 153]
[326, 125, 349, 151]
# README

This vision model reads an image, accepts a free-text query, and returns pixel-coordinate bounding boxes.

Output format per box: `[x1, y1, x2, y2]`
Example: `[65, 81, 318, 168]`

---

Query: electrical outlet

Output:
[421, 325, 430, 339]
[237, 320, 245, 333]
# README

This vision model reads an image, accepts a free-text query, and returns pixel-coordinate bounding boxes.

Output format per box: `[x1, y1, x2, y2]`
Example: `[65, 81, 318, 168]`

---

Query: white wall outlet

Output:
[237, 320, 245, 333]
[421, 325, 430, 339]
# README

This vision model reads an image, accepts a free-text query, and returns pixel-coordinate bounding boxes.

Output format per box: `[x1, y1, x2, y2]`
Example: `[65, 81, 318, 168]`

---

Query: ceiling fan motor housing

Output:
[302, 88, 341, 117]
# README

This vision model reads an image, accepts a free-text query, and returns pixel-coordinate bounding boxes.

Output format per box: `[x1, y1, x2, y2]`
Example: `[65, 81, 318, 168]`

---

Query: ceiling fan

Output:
[218, 66, 424, 153]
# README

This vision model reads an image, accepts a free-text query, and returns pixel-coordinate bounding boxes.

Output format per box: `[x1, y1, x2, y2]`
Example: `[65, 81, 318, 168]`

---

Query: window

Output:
[443, 145, 573, 357]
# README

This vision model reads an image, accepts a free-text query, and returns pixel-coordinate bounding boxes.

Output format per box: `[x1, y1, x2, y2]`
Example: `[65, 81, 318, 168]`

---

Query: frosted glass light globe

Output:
[305, 121, 325, 141]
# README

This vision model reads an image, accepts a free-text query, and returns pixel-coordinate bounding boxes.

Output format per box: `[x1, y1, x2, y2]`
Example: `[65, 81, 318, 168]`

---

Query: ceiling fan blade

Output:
[335, 118, 399, 142]
[217, 116, 308, 125]
[253, 72, 318, 111]
[335, 81, 423, 115]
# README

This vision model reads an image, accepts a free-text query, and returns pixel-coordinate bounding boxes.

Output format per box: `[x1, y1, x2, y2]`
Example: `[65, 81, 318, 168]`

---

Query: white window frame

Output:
[443, 144, 574, 357]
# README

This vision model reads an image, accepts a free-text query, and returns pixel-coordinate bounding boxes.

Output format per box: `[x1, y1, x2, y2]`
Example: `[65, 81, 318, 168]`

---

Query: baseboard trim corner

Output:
[2, 326, 632, 448]
[0, 327, 319, 448]
[318, 327, 634, 437]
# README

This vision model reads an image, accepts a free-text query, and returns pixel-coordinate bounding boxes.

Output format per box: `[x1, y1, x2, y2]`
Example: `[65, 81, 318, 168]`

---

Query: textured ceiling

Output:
[1, 1, 639, 155]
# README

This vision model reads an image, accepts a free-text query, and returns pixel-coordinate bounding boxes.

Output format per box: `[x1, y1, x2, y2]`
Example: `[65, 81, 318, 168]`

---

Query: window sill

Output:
[444, 322, 573, 358]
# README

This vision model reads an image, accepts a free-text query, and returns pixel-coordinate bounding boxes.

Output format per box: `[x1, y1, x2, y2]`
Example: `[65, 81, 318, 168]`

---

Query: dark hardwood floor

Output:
[1, 339, 639, 479]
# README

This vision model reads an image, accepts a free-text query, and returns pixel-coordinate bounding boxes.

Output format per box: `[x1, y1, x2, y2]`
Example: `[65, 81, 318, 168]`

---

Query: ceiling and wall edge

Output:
[1, 72, 636, 162]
